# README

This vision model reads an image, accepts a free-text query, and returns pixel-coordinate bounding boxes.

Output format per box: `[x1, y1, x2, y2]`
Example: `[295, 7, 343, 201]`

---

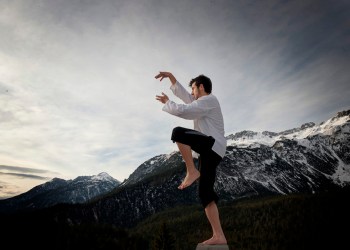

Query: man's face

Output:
[191, 82, 200, 100]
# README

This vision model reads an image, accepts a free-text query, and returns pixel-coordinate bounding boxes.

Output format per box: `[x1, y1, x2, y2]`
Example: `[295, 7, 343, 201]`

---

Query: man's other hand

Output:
[156, 92, 169, 104]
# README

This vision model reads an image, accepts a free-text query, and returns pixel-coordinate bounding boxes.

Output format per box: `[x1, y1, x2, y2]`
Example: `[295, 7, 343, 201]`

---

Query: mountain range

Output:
[0, 109, 349, 228]
[0, 172, 120, 213]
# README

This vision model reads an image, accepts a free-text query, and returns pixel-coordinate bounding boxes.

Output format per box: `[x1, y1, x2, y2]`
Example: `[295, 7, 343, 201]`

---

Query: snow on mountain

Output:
[121, 151, 180, 186]
[92, 172, 116, 182]
[1, 110, 349, 229]
[221, 109, 350, 196]
[64, 109, 347, 229]
[226, 110, 350, 148]
[0, 172, 120, 213]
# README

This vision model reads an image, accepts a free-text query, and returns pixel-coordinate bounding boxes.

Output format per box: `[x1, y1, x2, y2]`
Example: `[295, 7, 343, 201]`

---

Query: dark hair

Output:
[189, 74, 212, 94]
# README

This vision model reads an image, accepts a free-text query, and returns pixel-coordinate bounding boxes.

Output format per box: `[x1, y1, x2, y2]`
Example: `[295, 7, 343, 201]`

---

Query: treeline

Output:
[1, 187, 349, 250]
[0, 209, 144, 250]
[132, 186, 350, 250]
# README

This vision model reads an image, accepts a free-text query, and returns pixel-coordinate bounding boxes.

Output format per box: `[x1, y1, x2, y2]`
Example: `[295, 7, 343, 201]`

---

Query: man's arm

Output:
[162, 98, 209, 120]
[170, 81, 194, 104]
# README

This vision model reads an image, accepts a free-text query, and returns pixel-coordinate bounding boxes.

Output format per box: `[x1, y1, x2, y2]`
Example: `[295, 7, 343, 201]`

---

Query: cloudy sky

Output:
[0, 0, 349, 199]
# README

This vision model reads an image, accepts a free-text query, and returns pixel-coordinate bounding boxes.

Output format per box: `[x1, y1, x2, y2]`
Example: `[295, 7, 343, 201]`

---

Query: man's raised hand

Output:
[155, 71, 177, 85]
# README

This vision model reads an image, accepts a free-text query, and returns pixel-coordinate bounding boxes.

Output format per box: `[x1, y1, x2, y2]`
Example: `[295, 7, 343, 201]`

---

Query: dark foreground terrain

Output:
[1, 186, 349, 250]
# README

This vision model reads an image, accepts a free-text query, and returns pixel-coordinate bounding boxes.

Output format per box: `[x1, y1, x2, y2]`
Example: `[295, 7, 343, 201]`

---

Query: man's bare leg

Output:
[202, 201, 227, 245]
[176, 142, 200, 189]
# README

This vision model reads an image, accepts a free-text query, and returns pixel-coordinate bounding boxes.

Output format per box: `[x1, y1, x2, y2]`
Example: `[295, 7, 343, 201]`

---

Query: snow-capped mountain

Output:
[226, 110, 349, 150]
[123, 109, 350, 199]
[1, 110, 349, 229]
[217, 109, 350, 199]
[0, 172, 120, 213]
[46, 109, 349, 228]
[120, 151, 179, 186]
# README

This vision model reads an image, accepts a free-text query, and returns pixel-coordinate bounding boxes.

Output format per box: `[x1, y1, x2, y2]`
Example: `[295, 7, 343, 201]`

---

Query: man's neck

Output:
[199, 92, 209, 98]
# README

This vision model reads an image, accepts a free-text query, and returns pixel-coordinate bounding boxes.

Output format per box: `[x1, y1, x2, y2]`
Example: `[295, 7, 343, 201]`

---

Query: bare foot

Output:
[201, 236, 227, 245]
[178, 169, 200, 189]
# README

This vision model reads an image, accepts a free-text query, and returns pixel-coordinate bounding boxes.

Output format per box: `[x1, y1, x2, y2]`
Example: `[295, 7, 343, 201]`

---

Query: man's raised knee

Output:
[171, 126, 185, 142]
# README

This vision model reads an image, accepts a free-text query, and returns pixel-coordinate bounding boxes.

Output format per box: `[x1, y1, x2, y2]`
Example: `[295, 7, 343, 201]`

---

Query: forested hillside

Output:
[133, 186, 349, 250]
[2, 187, 349, 250]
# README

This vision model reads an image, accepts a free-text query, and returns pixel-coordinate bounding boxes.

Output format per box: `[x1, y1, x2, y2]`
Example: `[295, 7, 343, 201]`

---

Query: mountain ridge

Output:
[0, 172, 120, 213]
[53, 108, 347, 228]
[0, 109, 349, 228]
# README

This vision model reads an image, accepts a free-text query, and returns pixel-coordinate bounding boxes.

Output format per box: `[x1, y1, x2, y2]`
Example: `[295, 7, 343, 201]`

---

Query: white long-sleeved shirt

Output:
[162, 81, 227, 158]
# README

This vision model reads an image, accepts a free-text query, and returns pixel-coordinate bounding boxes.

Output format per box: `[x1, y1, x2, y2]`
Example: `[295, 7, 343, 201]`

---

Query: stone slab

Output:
[196, 243, 229, 250]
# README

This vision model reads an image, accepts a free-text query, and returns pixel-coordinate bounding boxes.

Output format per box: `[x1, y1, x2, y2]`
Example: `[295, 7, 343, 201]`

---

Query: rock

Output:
[196, 243, 230, 250]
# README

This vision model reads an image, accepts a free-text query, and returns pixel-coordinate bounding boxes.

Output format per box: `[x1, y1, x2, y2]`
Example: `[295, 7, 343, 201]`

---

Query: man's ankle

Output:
[187, 169, 200, 175]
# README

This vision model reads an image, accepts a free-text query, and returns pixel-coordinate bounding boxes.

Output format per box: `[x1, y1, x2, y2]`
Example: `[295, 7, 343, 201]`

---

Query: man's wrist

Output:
[170, 81, 177, 91]
[170, 75, 177, 85]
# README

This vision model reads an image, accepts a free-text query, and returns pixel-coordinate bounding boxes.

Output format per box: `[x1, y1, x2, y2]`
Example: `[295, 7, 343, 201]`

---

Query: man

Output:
[155, 71, 227, 245]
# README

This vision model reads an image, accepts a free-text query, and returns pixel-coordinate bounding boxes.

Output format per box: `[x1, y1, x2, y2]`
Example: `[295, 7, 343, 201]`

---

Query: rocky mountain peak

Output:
[335, 109, 350, 118]
[1, 109, 349, 228]
[300, 122, 315, 129]
[0, 172, 121, 213]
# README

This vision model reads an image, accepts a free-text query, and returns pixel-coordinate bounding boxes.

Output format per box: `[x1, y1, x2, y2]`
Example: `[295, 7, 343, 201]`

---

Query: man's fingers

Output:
[155, 75, 164, 81]
[156, 94, 166, 99]
[155, 93, 168, 104]
[155, 71, 170, 81]
[162, 93, 168, 100]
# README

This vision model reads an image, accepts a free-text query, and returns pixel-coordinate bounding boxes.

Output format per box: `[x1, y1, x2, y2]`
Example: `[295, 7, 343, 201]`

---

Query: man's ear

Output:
[199, 84, 206, 93]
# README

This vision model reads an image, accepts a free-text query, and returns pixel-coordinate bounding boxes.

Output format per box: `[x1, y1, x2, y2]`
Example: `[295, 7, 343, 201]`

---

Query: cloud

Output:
[0, 172, 51, 180]
[0, 181, 21, 200]
[0, 0, 349, 198]
[0, 165, 57, 180]
[216, 0, 350, 133]
[0, 165, 56, 199]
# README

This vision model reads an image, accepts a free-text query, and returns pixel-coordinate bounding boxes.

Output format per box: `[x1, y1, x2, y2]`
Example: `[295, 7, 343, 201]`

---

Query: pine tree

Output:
[151, 221, 175, 250]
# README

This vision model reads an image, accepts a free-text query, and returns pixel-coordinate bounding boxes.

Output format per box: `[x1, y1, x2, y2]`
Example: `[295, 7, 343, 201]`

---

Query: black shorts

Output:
[171, 126, 223, 208]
